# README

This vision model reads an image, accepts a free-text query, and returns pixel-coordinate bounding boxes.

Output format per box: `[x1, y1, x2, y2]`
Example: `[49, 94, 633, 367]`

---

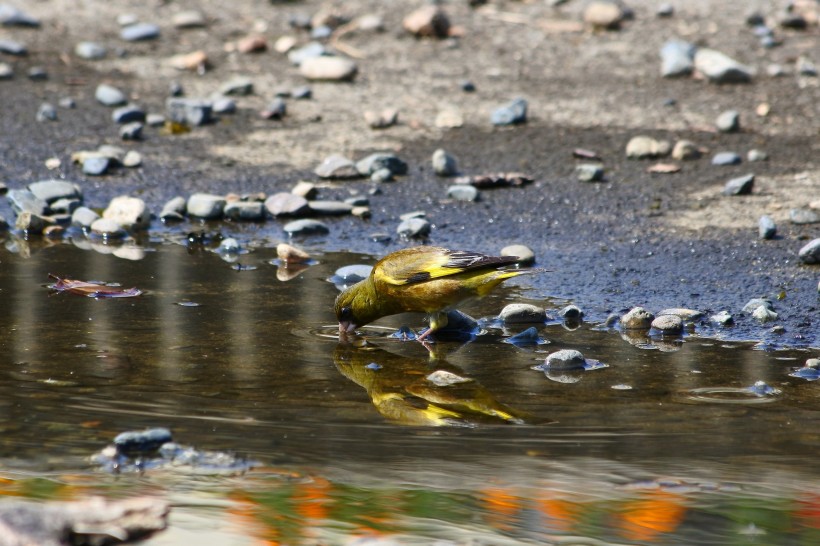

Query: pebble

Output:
[121, 22, 161, 42]
[224, 201, 265, 221]
[460, 80, 476, 92]
[112, 104, 146, 124]
[95, 84, 128, 106]
[83, 156, 111, 176]
[798, 239, 820, 264]
[119, 122, 143, 140]
[541, 349, 586, 371]
[722, 174, 754, 195]
[71, 206, 100, 229]
[117, 14, 139, 27]
[403, 5, 451, 38]
[371, 168, 394, 183]
[501, 244, 535, 266]
[50, 197, 80, 214]
[752, 305, 778, 323]
[167, 98, 213, 126]
[499, 303, 545, 324]
[308, 200, 353, 216]
[89, 217, 127, 239]
[212, 97, 236, 114]
[287, 42, 326, 66]
[186, 193, 226, 219]
[651, 314, 683, 334]
[122, 150, 142, 168]
[310, 25, 332, 40]
[657, 308, 704, 320]
[274, 36, 297, 54]
[435, 107, 464, 129]
[716, 110, 740, 133]
[758, 215, 777, 240]
[796, 56, 818, 77]
[356, 153, 408, 177]
[146, 113, 165, 127]
[28, 179, 82, 205]
[15, 211, 55, 233]
[447, 185, 479, 202]
[5, 190, 44, 216]
[219, 77, 254, 96]
[75, 41, 107, 60]
[694, 48, 753, 83]
[656, 3, 674, 17]
[0, 4, 40, 26]
[27, 66, 47, 81]
[0, 62, 12, 79]
[364, 108, 399, 129]
[742, 298, 774, 315]
[103, 196, 150, 230]
[277, 243, 310, 264]
[314, 154, 359, 179]
[157, 196, 186, 222]
[747, 149, 768, 162]
[0, 38, 26, 55]
[299, 56, 358, 81]
[710, 310, 734, 326]
[265, 193, 310, 217]
[790, 209, 820, 224]
[36, 102, 57, 122]
[261, 98, 287, 120]
[491, 97, 528, 126]
[290, 86, 311, 100]
[172, 10, 206, 28]
[559, 305, 584, 320]
[432, 149, 458, 176]
[396, 217, 431, 238]
[671, 139, 701, 160]
[283, 219, 330, 236]
[712, 152, 741, 166]
[168, 50, 208, 71]
[626, 136, 671, 159]
[291, 181, 317, 199]
[583, 1, 625, 29]
[660, 40, 696, 78]
[237, 35, 267, 54]
[620, 306, 654, 329]
[504, 326, 546, 346]
[575, 163, 604, 182]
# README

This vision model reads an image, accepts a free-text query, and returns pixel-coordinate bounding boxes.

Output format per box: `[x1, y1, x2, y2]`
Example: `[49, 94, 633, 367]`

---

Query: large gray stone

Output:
[694, 48, 754, 83]
[186, 193, 226, 219]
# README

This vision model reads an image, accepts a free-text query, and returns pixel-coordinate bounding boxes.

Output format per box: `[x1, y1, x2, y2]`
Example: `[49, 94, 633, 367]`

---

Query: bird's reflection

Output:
[333, 338, 525, 427]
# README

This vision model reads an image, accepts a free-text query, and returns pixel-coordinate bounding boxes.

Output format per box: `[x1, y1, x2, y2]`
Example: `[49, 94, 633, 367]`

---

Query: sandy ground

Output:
[0, 0, 818, 347]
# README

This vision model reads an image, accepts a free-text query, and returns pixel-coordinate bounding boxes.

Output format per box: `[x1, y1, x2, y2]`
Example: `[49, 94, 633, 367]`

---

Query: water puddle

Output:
[0, 235, 818, 544]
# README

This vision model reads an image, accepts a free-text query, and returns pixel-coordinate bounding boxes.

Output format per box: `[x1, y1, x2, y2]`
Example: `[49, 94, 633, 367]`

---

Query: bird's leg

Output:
[417, 311, 449, 342]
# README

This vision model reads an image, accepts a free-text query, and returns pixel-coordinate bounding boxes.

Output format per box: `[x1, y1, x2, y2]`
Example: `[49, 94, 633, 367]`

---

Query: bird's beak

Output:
[338, 321, 357, 340]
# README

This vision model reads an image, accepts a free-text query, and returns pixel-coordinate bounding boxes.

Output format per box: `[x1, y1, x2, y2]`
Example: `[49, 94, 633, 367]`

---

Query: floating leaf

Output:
[48, 274, 142, 298]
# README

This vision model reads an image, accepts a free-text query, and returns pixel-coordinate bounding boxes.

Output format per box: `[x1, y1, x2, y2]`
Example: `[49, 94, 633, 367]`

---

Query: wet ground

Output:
[1, 241, 819, 544]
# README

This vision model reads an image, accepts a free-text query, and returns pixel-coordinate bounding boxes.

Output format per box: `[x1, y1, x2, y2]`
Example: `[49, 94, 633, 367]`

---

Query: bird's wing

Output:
[375, 247, 519, 286]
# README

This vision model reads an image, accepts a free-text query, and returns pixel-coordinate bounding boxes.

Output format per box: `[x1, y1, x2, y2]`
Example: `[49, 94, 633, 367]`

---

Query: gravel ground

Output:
[0, 0, 818, 347]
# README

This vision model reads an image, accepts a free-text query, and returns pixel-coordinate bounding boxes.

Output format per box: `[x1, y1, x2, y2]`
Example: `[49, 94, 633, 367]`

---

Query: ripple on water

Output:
[687, 382, 781, 405]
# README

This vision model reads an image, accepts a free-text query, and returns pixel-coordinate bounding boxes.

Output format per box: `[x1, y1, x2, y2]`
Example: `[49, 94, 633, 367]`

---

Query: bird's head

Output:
[334, 279, 383, 337]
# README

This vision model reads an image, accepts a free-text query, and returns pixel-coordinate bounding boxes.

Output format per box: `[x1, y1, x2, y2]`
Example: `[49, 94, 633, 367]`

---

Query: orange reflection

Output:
[796, 495, 820, 529]
[293, 477, 332, 521]
[616, 492, 687, 542]
[538, 499, 582, 532]
[480, 486, 522, 531]
[226, 492, 280, 546]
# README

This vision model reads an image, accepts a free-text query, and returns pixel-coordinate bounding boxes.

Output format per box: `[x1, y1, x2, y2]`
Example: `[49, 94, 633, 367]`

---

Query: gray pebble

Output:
[120, 22, 161, 42]
[75, 42, 107, 60]
[287, 42, 327, 66]
[220, 77, 254, 96]
[333, 265, 373, 284]
[82, 156, 111, 176]
[265, 193, 310, 217]
[315, 154, 359, 179]
[28, 66, 47, 81]
[798, 238, 820, 264]
[172, 10, 206, 29]
[712, 152, 742, 166]
[0, 62, 12, 79]
[559, 305, 584, 319]
[796, 56, 818, 77]
[356, 153, 408, 177]
[212, 97, 236, 114]
[71, 206, 100, 229]
[371, 168, 394, 183]
[501, 244, 535, 266]
[620, 306, 654, 329]
[0, 38, 26, 55]
[299, 56, 357, 81]
[167, 98, 213, 126]
[283, 219, 330, 236]
[657, 308, 704, 320]
[224, 201, 265, 221]
[292, 85, 312, 99]
[95, 84, 127, 106]
[672, 140, 701, 160]
[742, 298, 774, 314]
[626, 136, 670, 159]
[122, 150, 142, 168]
[59, 97, 75, 109]
[112, 104, 146, 123]
[722, 174, 754, 195]
[656, 3, 674, 17]
[7, 189, 48, 215]
[694, 48, 754, 83]
[575, 163, 604, 182]
[651, 314, 683, 334]
[50, 197, 80, 214]
[716, 110, 740, 133]
[710, 310, 734, 326]
[160, 196, 187, 221]
[432, 148, 458, 176]
[660, 40, 695, 77]
[0, 4, 40, 26]
[28, 179, 82, 205]
[89, 217, 127, 239]
[747, 149, 768, 162]
[15, 211, 55, 233]
[36, 102, 57, 122]
[447, 185, 479, 202]
[499, 303, 545, 324]
[119, 122, 143, 140]
[308, 200, 353, 215]
[752, 305, 778, 323]
[789, 209, 820, 225]
[146, 113, 165, 127]
[344, 196, 369, 207]
[396, 217, 431, 238]
[261, 97, 286, 120]
[186, 193, 226, 219]
[491, 97, 527, 126]
[103, 195, 149, 230]
[758, 215, 777, 239]
[543, 349, 586, 371]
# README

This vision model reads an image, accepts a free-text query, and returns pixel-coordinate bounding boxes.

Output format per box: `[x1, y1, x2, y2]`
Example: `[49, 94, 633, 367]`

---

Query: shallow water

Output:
[1, 235, 819, 545]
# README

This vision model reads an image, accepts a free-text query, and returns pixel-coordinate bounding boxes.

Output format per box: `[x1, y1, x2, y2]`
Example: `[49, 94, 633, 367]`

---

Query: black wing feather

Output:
[443, 250, 519, 271]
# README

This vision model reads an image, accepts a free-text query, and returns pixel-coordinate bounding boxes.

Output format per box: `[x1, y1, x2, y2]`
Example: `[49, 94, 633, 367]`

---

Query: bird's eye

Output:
[339, 306, 354, 321]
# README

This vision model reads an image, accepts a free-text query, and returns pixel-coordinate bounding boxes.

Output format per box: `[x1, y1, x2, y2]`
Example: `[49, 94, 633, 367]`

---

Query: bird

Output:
[334, 246, 535, 341]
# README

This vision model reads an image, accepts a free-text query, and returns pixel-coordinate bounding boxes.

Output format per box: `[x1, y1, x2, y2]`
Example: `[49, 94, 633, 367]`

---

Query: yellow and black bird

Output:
[334, 246, 533, 341]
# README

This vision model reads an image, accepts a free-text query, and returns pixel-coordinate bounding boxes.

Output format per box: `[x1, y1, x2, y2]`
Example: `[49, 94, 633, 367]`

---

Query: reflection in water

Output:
[0, 238, 819, 545]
